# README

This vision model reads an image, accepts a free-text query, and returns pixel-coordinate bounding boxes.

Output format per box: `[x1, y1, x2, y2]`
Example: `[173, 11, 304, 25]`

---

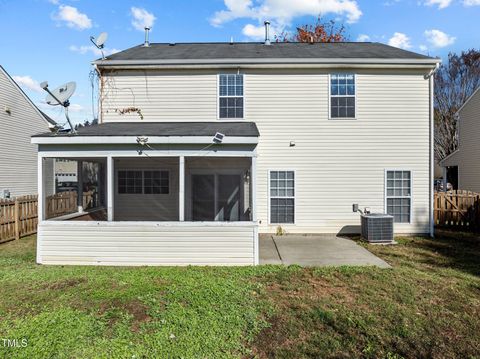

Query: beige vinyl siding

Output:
[248, 70, 430, 234]
[100, 68, 431, 234]
[38, 222, 256, 265]
[443, 90, 480, 192]
[101, 70, 218, 122]
[0, 68, 51, 197]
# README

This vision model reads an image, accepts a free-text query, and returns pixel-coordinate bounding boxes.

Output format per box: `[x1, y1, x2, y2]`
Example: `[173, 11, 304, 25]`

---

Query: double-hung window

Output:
[386, 170, 411, 223]
[330, 73, 356, 119]
[118, 170, 169, 195]
[270, 171, 295, 224]
[219, 74, 244, 119]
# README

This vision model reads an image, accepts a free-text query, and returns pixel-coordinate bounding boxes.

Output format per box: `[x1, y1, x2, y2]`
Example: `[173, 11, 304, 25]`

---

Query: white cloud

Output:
[48, 0, 59, 4]
[12, 75, 43, 93]
[423, 0, 453, 9]
[68, 103, 84, 113]
[419, 44, 428, 52]
[53, 5, 92, 30]
[130, 7, 156, 31]
[242, 23, 284, 40]
[210, 0, 362, 40]
[424, 29, 455, 48]
[69, 45, 120, 57]
[463, 0, 480, 5]
[388, 32, 411, 49]
[356, 34, 370, 42]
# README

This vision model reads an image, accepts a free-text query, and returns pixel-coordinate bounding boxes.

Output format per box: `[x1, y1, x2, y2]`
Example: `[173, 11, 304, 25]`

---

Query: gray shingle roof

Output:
[32, 122, 260, 137]
[100, 42, 434, 62]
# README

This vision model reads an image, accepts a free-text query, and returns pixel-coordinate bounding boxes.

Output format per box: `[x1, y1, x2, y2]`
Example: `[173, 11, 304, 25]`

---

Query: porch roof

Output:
[32, 122, 259, 138]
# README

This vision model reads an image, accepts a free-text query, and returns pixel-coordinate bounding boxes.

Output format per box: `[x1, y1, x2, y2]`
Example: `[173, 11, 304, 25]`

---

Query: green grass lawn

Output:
[0, 232, 479, 358]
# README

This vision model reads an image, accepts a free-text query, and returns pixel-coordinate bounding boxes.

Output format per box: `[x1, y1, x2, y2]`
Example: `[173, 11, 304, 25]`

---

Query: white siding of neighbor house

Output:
[100, 68, 431, 234]
[0, 67, 51, 198]
[38, 222, 256, 266]
[442, 90, 480, 192]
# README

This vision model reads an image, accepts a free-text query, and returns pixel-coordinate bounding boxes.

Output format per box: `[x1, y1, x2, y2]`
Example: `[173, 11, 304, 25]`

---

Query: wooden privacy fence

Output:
[434, 190, 480, 231]
[0, 191, 99, 243]
[0, 195, 38, 243]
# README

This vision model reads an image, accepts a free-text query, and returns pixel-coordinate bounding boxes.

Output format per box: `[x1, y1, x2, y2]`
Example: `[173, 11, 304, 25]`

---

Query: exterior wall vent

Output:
[361, 213, 394, 243]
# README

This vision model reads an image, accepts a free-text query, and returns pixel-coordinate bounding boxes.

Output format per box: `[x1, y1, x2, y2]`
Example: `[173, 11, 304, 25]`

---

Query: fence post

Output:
[14, 198, 20, 240]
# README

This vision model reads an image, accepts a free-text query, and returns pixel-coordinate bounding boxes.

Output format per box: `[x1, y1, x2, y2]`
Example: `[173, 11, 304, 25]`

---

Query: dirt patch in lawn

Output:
[45, 278, 87, 290]
[99, 299, 152, 332]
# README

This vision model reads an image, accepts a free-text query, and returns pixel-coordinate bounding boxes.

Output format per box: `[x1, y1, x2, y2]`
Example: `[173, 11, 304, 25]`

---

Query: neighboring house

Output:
[31, 29, 440, 266]
[55, 159, 78, 184]
[0, 65, 55, 198]
[440, 87, 480, 192]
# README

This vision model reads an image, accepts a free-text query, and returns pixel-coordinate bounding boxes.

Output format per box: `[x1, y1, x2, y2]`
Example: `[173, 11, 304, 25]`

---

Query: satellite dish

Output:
[90, 32, 109, 59]
[41, 81, 77, 133]
[45, 82, 76, 106]
[95, 32, 108, 48]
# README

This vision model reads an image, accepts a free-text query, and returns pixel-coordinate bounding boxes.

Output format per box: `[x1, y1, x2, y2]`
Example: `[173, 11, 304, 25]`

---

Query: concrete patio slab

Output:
[259, 234, 390, 268]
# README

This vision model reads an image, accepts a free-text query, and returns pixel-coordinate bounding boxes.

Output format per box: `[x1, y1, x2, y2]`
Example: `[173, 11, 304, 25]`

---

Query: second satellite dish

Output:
[45, 82, 76, 106]
[90, 32, 109, 59]
[95, 32, 108, 48]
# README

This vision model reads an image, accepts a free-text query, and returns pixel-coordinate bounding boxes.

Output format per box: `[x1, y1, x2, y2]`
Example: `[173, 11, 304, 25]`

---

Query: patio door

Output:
[192, 175, 215, 221]
[191, 174, 241, 221]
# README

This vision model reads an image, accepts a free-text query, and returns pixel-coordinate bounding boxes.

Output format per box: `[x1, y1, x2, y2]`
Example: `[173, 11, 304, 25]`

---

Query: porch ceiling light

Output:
[136, 136, 149, 146]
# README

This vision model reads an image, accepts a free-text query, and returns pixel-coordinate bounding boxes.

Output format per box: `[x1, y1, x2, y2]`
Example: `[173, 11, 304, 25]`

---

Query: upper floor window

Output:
[330, 74, 356, 119]
[219, 74, 244, 119]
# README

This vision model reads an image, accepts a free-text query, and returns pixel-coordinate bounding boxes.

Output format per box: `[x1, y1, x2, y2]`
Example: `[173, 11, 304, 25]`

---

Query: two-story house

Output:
[32, 29, 440, 266]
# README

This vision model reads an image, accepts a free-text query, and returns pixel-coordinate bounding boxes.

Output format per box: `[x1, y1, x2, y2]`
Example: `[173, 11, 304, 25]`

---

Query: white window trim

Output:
[328, 73, 357, 120]
[116, 169, 170, 195]
[217, 73, 245, 120]
[267, 169, 296, 225]
[384, 169, 413, 224]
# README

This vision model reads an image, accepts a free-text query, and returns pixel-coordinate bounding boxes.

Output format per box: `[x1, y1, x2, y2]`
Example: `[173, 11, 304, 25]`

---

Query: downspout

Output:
[426, 62, 440, 238]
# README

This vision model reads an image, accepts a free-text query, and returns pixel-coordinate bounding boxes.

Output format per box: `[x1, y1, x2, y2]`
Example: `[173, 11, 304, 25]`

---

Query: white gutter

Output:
[31, 135, 258, 145]
[93, 57, 440, 67]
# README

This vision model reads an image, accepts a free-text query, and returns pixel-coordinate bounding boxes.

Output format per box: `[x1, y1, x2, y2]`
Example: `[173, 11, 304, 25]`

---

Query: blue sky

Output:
[0, 0, 478, 125]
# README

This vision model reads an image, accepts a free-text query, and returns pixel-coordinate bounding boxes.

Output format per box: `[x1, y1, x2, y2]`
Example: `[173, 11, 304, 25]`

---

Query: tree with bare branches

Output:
[434, 49, 480, 162]
[276, 17, 347, 43]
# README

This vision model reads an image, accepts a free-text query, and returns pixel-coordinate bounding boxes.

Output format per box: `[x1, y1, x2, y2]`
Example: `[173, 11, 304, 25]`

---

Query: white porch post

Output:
[107, 156, 114, 221]
[77, 161, 84, 213]
[179, 156, 185, 221]
[251, 155, 257, 222]
[251, 154, 259, 265]
[37, 155, 44, 264]
[37, 155, 45, 222]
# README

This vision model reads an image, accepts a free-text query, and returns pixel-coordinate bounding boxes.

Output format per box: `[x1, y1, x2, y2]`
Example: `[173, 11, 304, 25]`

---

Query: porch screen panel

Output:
[192, 175, 215, 221]
[186, 157, 252, 222]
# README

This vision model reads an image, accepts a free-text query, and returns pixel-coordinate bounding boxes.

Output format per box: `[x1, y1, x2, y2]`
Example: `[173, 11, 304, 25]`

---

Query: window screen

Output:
[144, 171, 169, 194]
[219, 74, 244, 119]
[118, 170, 142, 194]
[330, 74, 355, 119]
[270, 171, 295, 223]
[386, 170, 411, 223]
